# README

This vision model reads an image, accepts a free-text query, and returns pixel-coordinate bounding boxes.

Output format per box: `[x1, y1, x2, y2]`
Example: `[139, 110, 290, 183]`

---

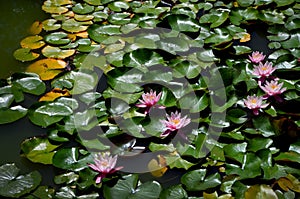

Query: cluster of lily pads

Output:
[0, 0, 300, 198]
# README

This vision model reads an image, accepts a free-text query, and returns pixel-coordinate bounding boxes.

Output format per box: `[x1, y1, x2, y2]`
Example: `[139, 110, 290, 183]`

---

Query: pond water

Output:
[0, 0, 48, 79]
[0, 0, 56, 185]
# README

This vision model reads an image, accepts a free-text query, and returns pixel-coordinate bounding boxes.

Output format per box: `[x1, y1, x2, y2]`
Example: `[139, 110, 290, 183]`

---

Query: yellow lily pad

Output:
[42, 1, 69, 14]
[148, 155, 168, 177]
[62, 19, 88, 33]
[46, 0, 72, 6]
[28, 21, 43, 35]
[20, 36, 45, 49]
[42, 45, 76, 59]
[240, 33, 251, 42]
[67, 34, 77, 41]
[13, 48, 40, 62]
[26, 58, 67, 80]
[52, 11, 74, 21]
[75, 31, 89, 38]
[74, 14, 94, 22]
[42, 19, 61, 31]
[39, 88, 70, 102]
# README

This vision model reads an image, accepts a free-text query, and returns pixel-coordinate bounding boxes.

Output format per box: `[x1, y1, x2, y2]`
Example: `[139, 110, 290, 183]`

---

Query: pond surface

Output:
[0, 0, 56, 185]
[0, 0, 48, 79]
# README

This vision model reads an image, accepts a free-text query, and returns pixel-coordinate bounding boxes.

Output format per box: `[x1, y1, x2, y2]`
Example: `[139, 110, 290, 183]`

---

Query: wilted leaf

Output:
[39, 88, 70, 102]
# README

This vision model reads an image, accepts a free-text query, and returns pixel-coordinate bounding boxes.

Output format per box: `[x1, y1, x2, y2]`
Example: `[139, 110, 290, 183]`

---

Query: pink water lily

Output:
[136, 89, 165, 114]
[160, 111, 191, 137]
[88, 152, 123, 184]
[253, 61, 276, 79]
[243, 95, 269, 115]
[248, 51, 266, 63]
[259, 80, 286, 97]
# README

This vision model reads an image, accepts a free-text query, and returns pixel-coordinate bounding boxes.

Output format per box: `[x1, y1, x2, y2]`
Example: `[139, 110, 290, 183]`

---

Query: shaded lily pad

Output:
[20, 35, 45, 49]
[13, 48, 40, 62]
[29, 21, 43, 35]
[42, 45, 75, 59]
[26, 59, 67, 80]
[21, 137, 60, 164]
[0, 105, 27, 124]
[0, 164, 41, 198]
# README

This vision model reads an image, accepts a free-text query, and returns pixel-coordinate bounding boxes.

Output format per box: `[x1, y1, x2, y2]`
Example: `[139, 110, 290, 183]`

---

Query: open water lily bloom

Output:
[160, 111, 191, 137]
[243, 95, 269, 115]
[136, 89, 165, 114]
[253, 61, 276, 80]
[88, 152, 123, 184]
[259, 80, 286, 97]
[248, 51, 266, 63]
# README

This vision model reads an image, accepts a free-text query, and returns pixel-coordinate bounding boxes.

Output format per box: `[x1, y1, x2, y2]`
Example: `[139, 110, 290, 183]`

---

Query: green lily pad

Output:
[108, 13, 131, 25]
[281, 33, 300, 49]
[0, 94, 14, 108]
[13, 48, 39, 62]
[74, 14, 94, 21]
[72, 3, 94, 14]
[205, 28, 232, 46]
[273, 0, 295, 7]
[0, 105, 27, 124]
[0, 164, 41, 198]
[13, 76, 46, 95]
[28, 101, 73, 127]
[108, 1, 130, 11]
[44, 32, 71, 45]
[237, 0, 254, 7]
[20, 35, 45, 49]
[42, 0, 69, 14]
[167, 15, 200, 32]
[84, 0, 101, 5]
[42, 45, 75, 59]
[42, 19, 61, 31]
[104, 174, 162, 199]
[52, 147, 93, 171]
[62, 18, 88, 33]
[21, 137, 60, 164]
[245, 184, 277, 199]
[160, 184, 188, 199]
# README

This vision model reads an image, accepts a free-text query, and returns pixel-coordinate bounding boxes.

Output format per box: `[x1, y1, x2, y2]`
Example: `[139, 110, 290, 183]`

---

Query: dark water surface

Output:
[0, 0, 48, 79]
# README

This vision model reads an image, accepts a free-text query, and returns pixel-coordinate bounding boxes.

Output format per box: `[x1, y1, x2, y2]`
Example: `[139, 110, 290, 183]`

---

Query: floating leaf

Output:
[245, 184, 277, 199]
[39, 88, 70, 102]
[0, 106, 27, 124]
[160, 184, 188, 199]
[13, 77, 46, 95]
[74, 14, 94, 21]
[167, 15, 200, 32]
[273, 0, 295, 7]
[21, 137, 60, 164]
[26, 59, 67, 80]
[72, 3, 94, 14]
[0, 164, 41, 198]
[0, 94, 14, 108]
[42, 45, 75, 59]
[274, 151, 300, 163]
[20, 35, 45, 49]
[44, 32, 71, 45]
[104, 174, 162, 199]
[62, 18, 89, 33]
[148, 155, 168, 177]
[42, 3, 69, 14]
[13, 48, 39, 62]
[28, 21, 43, 35]
[42, 19, 61, 31]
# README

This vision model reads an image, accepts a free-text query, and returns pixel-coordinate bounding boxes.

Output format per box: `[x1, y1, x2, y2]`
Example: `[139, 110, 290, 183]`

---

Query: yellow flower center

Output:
[271, 85, 278, 89]
[251, 99, 257, 104]
[172, 119, 181, 125]
[145, 95, 155, 100]
[261, 67, 267, 71]
[101, 161, 109, 167]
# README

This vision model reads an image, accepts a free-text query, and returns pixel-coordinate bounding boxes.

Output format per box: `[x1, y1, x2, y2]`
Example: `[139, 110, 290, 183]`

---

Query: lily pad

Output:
[62, 18, 89, 33]
[28, 21, 43, 35]
[42, 19, 61, 31]
[13, 76, 46, 95]
[26, 59, 67, 80]
[0, 106, 27, 124]
[21, 137, 60, 164]
[42, 45, 75, 59]
[39, 88, 70, 102]
[167, 15, 200, 32]
[72, 3, 94, 14]
[74, 14, 94, 21]
[44, 32, 71, 45]
[20, 35, 45, 49]
[42, 2, 69, 14]
[13, 48, 40, 62]
[0, 164, 41, 198]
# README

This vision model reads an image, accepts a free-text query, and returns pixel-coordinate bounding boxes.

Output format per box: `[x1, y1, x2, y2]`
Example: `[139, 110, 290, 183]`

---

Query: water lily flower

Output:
[243, 95, 269, 115]
[253, 61, 276, 80]
[88, 152, 123, 184]
[136, 89, 165, 114]
[259, 80, 286, 97]
[248, 51, 266, 63]
[160, 111, 191, 137]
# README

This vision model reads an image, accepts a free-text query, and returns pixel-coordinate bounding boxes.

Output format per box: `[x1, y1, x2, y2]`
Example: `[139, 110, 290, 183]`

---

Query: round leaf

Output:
[20, 36, 45, 49]
[42, 45, 75, 59]
[0, 106, 27, 124]
[13, 77, 46, 95]
[62, 18, 88, 33]
[44, 32, 71, 45]
[13, 48, 39, 62]
[42, 19, 61, 31]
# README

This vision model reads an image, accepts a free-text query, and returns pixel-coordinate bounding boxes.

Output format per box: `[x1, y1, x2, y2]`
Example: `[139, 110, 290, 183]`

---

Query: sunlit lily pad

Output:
[28, 21, 43, 35]
[72, 3, 94, 14]
[39, 88, 70, 102]
[21, 137, 60, 164]
[0, 164, 41, 198]
[84, 0, 101, 5]
[13, 48, 40, 62]
[42, 19, 61, 31]
[20, 35, 45, 49]
[42, 45, 75, 59]
[26, 59, 67, 80]
[74, 14, 94, 21]
[44, 32, 71, 45]
[42, 3, 69, 14]
[62, 18, 89, 33]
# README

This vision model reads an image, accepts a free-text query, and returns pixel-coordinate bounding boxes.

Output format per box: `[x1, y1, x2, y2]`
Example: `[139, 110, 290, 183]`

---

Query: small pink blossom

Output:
[259, 80, 286, 97]
[248, 51, 266, 63]
[136, 90, 165, 114]
[253, 61, 276, 78]
[88, 152, 123, 184]
[160, 111, 191, 137]
[243, 95, 269, 115]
